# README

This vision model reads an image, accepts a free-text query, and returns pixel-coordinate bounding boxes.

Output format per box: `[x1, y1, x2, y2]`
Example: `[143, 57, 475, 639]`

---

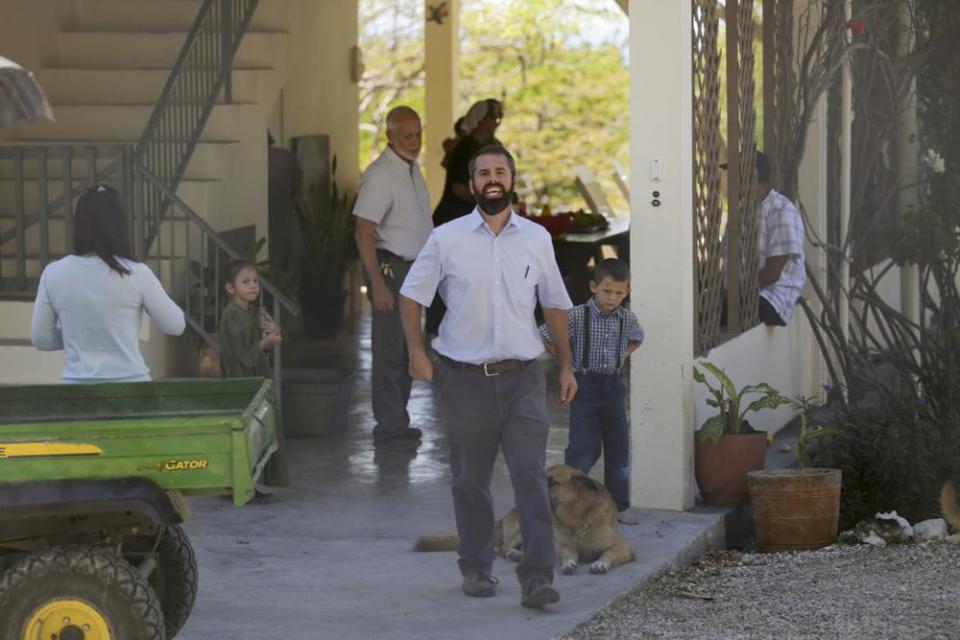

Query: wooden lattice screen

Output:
[693, 0, 724, 353]
[731, 0, 761, 331]
[693, 0, 764, 355]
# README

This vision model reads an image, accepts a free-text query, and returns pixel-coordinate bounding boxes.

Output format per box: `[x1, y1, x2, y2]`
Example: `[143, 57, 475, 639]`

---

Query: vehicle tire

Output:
[150, 524, 199, 639]
[0, 545, 165, 640]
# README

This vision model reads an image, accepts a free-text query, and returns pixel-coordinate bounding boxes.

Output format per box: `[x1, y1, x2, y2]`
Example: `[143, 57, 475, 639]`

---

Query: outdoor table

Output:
[553, 218, 630, 303]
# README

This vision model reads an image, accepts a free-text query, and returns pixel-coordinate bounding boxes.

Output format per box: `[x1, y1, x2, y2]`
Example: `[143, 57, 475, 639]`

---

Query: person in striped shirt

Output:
[540, 258, 645, 525]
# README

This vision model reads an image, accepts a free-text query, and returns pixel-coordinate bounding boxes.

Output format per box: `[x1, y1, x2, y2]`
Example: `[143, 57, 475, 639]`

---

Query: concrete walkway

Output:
[177, 314, 728, 639]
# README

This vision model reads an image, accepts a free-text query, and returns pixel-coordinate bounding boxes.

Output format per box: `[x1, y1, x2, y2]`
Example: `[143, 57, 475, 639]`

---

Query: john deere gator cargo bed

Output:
[0, 378, 276, 506]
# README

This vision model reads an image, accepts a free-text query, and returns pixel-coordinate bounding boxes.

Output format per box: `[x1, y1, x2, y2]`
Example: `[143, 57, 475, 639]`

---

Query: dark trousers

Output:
[437, 359, 555, 586]
[721, 296, 787, 328]
[759, 296, 787, 326]
[366, 251, 413, 441]
[565, 371, 631, 512]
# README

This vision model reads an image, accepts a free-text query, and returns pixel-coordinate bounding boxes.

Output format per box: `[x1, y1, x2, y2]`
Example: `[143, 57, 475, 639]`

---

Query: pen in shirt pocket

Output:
[524, 265, 530, 279]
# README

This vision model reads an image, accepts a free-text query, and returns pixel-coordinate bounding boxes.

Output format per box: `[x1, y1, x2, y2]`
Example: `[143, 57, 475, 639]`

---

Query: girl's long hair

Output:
[73, 184, 136, 276]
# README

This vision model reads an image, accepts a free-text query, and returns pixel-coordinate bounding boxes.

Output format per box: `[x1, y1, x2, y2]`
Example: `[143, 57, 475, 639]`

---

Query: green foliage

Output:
[885, 206, 960, 269]
[791, 397, 841, 471]
[694, 362, 791, 443]
[295, 156, 357, 294]
[358, 0, 629, 208]
[807, 399, 960, 529]
[798, 0, 960, 527]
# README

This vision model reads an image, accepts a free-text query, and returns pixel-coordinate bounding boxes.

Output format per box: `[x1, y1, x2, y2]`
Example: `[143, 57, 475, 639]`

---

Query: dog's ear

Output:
[571, 475, 600, 493]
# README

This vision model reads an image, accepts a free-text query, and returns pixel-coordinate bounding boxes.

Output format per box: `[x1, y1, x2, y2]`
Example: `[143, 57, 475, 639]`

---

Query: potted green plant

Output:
[693, 362, 791, 506]
[748, 398, 842, 551]
[295, 156, 357, 338]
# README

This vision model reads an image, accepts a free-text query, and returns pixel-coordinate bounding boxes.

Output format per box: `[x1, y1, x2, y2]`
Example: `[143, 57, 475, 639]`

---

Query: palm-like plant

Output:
[295, 156, 357, 297]
[694, 362, 791, 443]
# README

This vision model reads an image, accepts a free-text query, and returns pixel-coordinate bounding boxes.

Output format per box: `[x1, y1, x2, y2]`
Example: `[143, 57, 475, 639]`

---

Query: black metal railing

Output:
[133, 159, 297, 375]
[0, 144, 124, 292]
[134, 0, 260, 252]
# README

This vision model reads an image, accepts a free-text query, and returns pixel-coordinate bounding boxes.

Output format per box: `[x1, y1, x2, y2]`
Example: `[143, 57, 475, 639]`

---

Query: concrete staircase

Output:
[0, 299, 63, 384]
[0, 0, 293, 382]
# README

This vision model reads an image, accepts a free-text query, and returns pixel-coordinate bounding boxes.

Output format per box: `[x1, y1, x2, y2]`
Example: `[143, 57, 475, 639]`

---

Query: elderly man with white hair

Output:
[354, 105, 433, 452]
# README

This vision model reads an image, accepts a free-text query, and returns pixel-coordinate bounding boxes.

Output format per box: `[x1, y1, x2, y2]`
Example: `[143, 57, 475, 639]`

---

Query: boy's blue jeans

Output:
[565, 371, 631, 512]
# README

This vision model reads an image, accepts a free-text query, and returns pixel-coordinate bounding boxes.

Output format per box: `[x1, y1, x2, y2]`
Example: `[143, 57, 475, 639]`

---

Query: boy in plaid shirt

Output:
[540, 258, 645, 524]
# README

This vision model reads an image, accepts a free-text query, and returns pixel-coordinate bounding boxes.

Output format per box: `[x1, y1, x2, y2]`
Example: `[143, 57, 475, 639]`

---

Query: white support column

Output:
[898, 1, 920, 342]
[794, 0, 831, 394]
[424, 0, 459, 207]
[628, 0, 695, 510]
[839, 0, 852, 365]
[797, 92, 829, 393]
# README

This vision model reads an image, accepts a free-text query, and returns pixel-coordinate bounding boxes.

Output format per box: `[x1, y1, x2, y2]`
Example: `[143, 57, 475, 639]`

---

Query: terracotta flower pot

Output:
[694, 432, 768, 506]
[748, 468, 842, 552]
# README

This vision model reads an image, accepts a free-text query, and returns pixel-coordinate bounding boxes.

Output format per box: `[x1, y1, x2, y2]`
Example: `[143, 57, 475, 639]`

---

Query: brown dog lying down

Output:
[415, 464, 637, 575]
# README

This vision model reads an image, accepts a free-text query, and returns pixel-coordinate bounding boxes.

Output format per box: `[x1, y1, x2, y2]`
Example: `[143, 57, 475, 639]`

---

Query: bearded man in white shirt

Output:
[399, 145, 577, 609]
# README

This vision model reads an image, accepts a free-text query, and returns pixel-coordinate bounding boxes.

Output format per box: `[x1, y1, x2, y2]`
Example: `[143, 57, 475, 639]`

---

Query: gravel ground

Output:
[561, 541, 960, 640]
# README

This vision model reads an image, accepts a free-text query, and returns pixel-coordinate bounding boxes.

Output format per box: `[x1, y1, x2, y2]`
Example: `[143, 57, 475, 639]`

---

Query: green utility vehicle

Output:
[0, 378, 278, 640]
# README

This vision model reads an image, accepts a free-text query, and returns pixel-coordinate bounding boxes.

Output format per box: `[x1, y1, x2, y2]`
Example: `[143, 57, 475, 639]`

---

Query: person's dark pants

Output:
[759, 296, 786, 326]
[366, 251, 414, 442]
[564, 371, 631, 512]
[437, 359, 556, 587]
[720, 296, 787, 328]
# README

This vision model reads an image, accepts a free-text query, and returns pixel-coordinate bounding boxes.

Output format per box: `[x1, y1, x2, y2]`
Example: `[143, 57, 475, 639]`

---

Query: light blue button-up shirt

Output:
[401, 208, 572, 365]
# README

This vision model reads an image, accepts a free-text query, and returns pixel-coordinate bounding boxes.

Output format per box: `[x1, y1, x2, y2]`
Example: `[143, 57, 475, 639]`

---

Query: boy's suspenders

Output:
[581, 305, 590, 371]
[580, 305, 625, 372]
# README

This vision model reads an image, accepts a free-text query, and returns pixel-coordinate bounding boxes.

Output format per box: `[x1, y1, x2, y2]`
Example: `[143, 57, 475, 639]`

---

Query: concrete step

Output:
[0, 219, 70, 256]
[0, 300, 34, 340]
[0, 176, 216, 212]
[56, 31, 288, 70]
[36, 67, 270, 106]
[0, 255, 186, 288]
[0, 341, 64, 384]
[69, 0, 290, 33]
[0, 141, 236, 181]
[16, 104, 260, 142]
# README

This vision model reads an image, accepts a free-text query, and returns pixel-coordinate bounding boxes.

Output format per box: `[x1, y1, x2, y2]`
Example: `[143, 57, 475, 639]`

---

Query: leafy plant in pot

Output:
[295, 156, 357, 338]
[748, 398, 842, 552]
[694, 362, 791, 506]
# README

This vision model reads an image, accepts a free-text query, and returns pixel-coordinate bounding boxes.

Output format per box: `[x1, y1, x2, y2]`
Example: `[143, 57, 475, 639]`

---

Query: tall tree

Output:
[358, 0, 629, 208]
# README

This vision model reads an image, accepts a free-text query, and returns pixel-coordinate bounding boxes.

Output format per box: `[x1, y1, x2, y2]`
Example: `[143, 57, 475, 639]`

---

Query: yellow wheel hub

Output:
[23, 598, 112, 640]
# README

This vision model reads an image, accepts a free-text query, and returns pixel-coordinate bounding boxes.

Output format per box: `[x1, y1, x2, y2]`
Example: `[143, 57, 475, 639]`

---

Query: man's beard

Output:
[475, 184, 514, 215]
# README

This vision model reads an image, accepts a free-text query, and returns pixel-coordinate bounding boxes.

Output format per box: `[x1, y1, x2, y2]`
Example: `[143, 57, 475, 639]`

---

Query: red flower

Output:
[846, 19, 866, 35]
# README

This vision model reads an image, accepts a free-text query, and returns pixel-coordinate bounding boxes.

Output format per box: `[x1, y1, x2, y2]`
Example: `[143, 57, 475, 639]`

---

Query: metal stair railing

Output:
[134, 0, 260, 255]
[133, 158, 294, 484]
[1, 0, 262, 286]
[0, 146, 119, 252]
[0, 1, 259, 258]
[132, 159, 297, 345]
[0, 144, 126, 293]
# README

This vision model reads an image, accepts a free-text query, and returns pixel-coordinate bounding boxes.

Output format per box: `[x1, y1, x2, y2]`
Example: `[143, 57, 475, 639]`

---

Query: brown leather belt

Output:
[439, 355, 531, 377]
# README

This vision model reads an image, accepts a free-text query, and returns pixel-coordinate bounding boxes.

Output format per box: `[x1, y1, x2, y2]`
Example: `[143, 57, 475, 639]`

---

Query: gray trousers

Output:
[367, 251, 413, 440]
[436, 359, 556, 586]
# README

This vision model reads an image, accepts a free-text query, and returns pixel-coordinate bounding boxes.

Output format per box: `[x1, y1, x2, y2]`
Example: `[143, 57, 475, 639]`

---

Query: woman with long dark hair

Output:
[31, 184, 185, 382]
